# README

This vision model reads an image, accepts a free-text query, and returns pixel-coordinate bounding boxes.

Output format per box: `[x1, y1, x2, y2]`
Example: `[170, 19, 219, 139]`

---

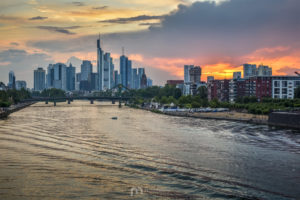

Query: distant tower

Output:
[97, 34, 104, 91]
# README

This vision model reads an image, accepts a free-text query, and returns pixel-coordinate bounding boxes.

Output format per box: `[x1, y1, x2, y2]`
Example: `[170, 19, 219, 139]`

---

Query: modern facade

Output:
[189, 66, 202, 83]
[233, 72, 242, 79]
[207, 79, 230, 102]
[243, 64, 257, 78]
[147, 78, 153, 87]
[272, 76, 300, 99]
[15, 81, 26, 90]
[257, 65, 272, 76]
[66, 64, 76, 91]
[46, 63, 67, 90]
[97, 35, 104, 91]
[81, 60, 92, 82]
[34, 67, 45, 91]
[8, 71, 16, 89]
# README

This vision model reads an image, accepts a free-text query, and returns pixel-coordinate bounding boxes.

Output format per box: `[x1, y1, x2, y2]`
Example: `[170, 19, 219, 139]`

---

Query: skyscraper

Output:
[66, 64, 76, 91]
[114, 70, 121, 86]
[140, 72, 147, 89]
[97, 35, 104, 91]
[15, 81, 27, 90]
[137, 68, 145, 89]
[189, 66, 201, 83]
[233, 72, 242, 79]
[120, 55, 129, 87]
[131, 68, 138, 89]
[51, 63, 67, 90]
[243, 64, 257, 78]
[46, 64, 54, 88]
[103, 53, 112, 90]
[184, 65, 194, 83]
[147, 78, 153, 87]
[34, 67, 45, 91]
[257, 65, 272, 76]
[81, 60, 92, 81]
[8, 71, 15, 89]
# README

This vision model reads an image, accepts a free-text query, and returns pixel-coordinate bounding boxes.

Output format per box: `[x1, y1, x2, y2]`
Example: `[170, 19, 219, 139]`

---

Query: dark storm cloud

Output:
[99, 15, 164, 24]
[92, 6, 108, 10]
[72, 2, 85, 6]
[35, 26, 81, 35]
[28, 16, 48, 20]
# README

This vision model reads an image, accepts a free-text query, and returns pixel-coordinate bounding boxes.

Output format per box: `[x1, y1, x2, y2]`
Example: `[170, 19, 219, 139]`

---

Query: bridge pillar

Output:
[90, 99, 94, 104]
[68, 99, 71, 104]
[119, 100, 122, 108]
[54, 101, 56, 106]
[45, 100, 48, 104]
[112, 99, 115, 104]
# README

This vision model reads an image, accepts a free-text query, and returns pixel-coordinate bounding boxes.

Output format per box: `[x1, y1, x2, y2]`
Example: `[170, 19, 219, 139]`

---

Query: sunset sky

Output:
[0, 0, 300, 87]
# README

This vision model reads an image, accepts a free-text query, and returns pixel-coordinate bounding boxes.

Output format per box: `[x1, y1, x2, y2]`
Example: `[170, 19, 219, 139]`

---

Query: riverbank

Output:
[0, 102, 36, 119]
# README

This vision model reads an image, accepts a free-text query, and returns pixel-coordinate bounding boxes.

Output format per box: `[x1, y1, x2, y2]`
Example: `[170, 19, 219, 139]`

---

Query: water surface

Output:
[0, 101, 299, 199]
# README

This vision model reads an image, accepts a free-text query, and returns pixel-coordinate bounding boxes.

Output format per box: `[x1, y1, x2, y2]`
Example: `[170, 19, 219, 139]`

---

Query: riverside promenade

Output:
[0, 102, 35, 119]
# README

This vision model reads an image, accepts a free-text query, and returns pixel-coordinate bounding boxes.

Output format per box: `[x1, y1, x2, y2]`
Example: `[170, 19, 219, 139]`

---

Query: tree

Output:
[196, 86, 208, 99]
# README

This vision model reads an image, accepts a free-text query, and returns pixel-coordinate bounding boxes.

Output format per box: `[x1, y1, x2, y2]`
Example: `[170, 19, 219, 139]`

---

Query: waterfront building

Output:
[207, 76, 214, 82]
[8, 71, 16, 89]
[140, 72, 147, 89]
[207, 79, 230, 102]
[137, 68, 145, 89]
[131, 68, 139, 89]
[272, 76, 300, 99]
[53, 63, 67, 90]
[15, 80, 27, 90]
[184, 65, 194, 83]
[229, 79, 246, 103]
[166, 80, 184, 86]
[91, 73, 98, 91]
[243, 64, 257, 78]
[114, 70, 121, 86]
[233, 72, 242, 79]
[34, 67, 45, 91]
[81, 60, 92, 82]
[66, 64, 76, 91]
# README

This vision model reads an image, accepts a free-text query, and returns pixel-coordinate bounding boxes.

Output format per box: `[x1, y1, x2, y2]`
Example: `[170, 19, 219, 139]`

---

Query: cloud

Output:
[27, 0, 300, 84]
[92, 6, 108, 10]
[139, 22, 161, 26]
[0, 49, 53, 87]
[72, 2, 85, 6]
[28, 16, 48, 20]
[10, 42, 19, 46]
[99, 15, 164, 24]
[35, 26, 81, 35]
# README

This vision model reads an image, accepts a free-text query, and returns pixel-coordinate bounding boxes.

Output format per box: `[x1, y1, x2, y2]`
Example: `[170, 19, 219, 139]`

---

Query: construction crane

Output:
[295, 71, 300, 76]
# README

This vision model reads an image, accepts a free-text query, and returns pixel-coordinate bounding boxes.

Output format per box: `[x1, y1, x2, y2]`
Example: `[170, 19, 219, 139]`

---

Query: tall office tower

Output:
[103, 53, 112, 90]
[137, 68, 145, 89]
[120, 55, 128, 87]
[91, 73, 98, 91]
[46, 64, 54, 88]
[184, 65, 194, 83]
[15, 81, 27, 90]
[233, 71, 242, 79]
[97, 35, 104, 91]
[243, 64, 257, 78]
[127, 60, 132, 88]
[189, 66, 201, 83]
[34, 67, 45, 91]
[81, 60, 92, 81]
[131, 68, 139, 89]
[53, 63, 67, 90]
[114, 70, 121, 86]
[140, 72, 147, 89]
[147, 78, 153, 87]
[110, 57, 114, 89]
[207, 76, 214, 82]
[75, 73, 81, 90]
[66, 64, 76, 91]
[257, 65, 272, 76]
[8, 70, 16, 89]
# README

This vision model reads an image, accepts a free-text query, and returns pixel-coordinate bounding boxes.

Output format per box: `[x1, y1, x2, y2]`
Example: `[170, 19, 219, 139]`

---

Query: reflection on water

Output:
[0, 101, 299, 199]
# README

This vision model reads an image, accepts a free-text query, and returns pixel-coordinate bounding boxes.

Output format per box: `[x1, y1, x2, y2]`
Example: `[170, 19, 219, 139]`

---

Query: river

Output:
[0, 101, 299, 199]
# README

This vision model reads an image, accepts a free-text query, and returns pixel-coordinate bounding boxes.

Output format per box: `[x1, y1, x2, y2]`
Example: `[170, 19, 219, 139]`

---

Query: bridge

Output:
[22, 96, 132, 107]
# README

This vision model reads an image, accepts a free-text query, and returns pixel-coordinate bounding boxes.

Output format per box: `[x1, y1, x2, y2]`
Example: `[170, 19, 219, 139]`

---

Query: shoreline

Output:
[135, 106, 300, 130]
[0, 102, 36, 119]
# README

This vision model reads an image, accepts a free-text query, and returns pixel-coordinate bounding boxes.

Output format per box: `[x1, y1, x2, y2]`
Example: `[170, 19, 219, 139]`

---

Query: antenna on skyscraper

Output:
[122, 47, 125, 56]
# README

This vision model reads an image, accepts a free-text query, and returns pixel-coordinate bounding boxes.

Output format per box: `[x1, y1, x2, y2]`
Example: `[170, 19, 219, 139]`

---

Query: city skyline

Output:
[1, 0, 300, 87]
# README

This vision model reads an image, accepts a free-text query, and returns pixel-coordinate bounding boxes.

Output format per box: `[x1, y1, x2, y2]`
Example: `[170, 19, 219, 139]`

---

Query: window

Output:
[282, 88, 287, 94]
[274, 81, 280, 87]
[274, 88, 280, 94]
[282, 81, 288, 87]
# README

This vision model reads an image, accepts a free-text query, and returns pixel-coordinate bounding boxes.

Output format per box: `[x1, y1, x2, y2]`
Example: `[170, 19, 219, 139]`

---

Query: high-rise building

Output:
[66, 64, 76, 91]
[34, 67, 45, 91]
[233, 72, 242, 79]
[137, 68, 145, 89]
[46, 64, 54, 88]
[243, 64, 257, 78]
[15, 81, 26, 90]
[97, 35, 104, 91]
[8, 71, 16, 89]
[103, 53, 112, 90]
[91, 73, 98, 91]
[189, 66, 201, 83]
[81, 60, 92, 81]
[120, 55, 133, 88]
[53, 63, 67, 90]
[140, 73, 147, 89]
[207, 76, 214, 82]
[184, 65, 194, 83]
[127, 60, 132, 88]
[147, 78, 153, 87]
[257, 65, 272, 76]
[131, 68, 139, 89]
